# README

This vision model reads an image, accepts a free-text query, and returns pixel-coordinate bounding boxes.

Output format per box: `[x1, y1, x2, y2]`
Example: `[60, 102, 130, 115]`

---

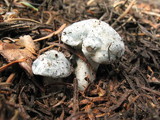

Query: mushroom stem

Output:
[75, 58, 99, 90]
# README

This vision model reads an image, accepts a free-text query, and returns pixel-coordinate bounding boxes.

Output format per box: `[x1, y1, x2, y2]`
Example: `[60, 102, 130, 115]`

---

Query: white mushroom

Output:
[61, 19, 125, 90]
[32, 50, 71, 78]
[75, 59, 98, 90]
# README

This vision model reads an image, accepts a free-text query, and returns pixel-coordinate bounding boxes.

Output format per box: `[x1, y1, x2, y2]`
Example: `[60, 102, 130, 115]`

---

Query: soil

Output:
[0, 0, 160, 120]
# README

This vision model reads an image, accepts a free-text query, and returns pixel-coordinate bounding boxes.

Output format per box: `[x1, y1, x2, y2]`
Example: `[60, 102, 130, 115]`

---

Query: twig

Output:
[6, 72, 16, 83]
[122, 72, 139, 95]
[67, 112, 88, 120]
[8, 0, 14, 12]
[10, 110, 19, 120]
[141, 19, 160, 29]
[0, 58, 26, 73]
[73, 78, 79, 113]
[142, 86, 160, 96]
[80, 96, 107, 105]
[111, 0, 136, 27]
[44, 11, 53, 24]
[113, 1, 125, 8]
[3, 0, 9, 6]
[105, 90, 131, 113]
[138, 23, 156, 39]
[0, 82, 12, 86]
[33, 24, 66, 42]
[38, 44, 55, 54]
[115, 16, 133, 31]
[59, 110, 65, 120]
[142, 11, 160, 18]
[87, 0, 95, 6]
[52, 96, 66, 108]
[5, 18, 41, 24]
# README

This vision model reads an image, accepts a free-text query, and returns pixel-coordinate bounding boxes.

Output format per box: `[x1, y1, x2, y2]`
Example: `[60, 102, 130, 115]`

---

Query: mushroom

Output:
[61, 19, 125, 90]
[32, 50, 72, 78]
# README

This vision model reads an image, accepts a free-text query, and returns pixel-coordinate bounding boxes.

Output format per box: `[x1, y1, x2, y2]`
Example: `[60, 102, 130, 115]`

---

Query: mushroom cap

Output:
[61, 21, 88, 48]
[32, 50, 72, 78]
[82, 36, 124, 64]
[61, 19, 125, 64]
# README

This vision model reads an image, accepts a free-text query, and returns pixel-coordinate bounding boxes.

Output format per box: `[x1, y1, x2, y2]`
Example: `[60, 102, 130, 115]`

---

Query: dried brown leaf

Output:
[0, 35, 38, 75]
[0, 49, 36, 75]
[18, 35, 37, 53]
[0, 42, 21, 50]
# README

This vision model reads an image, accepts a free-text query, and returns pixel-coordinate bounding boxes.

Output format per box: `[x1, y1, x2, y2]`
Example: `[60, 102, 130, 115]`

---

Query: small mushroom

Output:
[61, 19, 125, 90]
[32, 50, 72, 78]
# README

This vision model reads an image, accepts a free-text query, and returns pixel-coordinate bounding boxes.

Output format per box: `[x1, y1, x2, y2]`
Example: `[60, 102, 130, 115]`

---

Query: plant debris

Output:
[0, 0, 160, 120]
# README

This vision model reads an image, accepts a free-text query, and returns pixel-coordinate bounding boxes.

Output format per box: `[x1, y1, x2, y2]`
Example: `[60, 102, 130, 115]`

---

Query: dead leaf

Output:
[0, 49, 36, 75]
[17, 35, 37, 53]
[0, 42, 21, 50]
[0, 35, 38, 75]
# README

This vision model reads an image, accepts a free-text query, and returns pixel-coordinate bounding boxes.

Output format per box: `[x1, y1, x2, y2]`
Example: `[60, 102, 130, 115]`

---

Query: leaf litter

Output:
[0, 35, 37, 75]
[0, 0, 160, 120]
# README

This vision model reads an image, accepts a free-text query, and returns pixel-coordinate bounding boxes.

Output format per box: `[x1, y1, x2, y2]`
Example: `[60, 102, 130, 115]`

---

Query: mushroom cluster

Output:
[32, 19, 125, 91]
[61, 19, 125, 90]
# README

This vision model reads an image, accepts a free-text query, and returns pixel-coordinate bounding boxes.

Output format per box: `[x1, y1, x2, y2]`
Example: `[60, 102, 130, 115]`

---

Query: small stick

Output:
[5, 18, 41, 24]
[73, 78, 79, 113]
[115, 16, 133, 31]
[6, 72, 16, 83]
[33, 24, 66, 42]
[0, 58, 26, 73]
[44, 11, 53, 24]
[111, 0, 136, 27]
[8, 0, 14, 12]
[113, 1, 125, 8]
[3, 0, 9, 6]
[52, 96, 66, 108]
[38, 44, 55, 54]
[142, 11, 160, 18]
[141, 19, 160, 29]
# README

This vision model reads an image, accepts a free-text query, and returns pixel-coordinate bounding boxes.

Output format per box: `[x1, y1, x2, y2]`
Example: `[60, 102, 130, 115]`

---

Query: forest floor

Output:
[0, 0, 160, 120]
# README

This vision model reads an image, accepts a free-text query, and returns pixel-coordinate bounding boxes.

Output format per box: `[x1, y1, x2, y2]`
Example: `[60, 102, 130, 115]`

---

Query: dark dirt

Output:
[0, 0, 160, 120]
